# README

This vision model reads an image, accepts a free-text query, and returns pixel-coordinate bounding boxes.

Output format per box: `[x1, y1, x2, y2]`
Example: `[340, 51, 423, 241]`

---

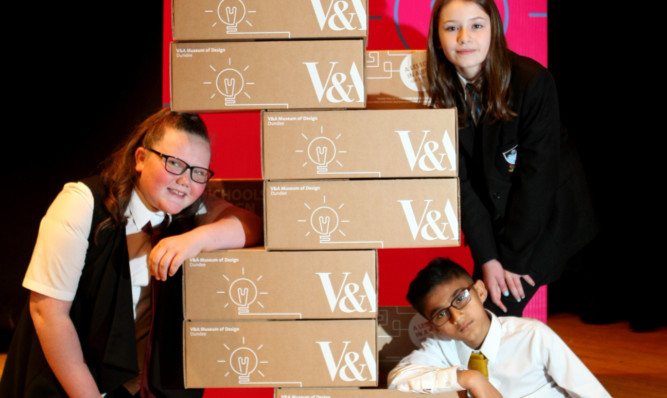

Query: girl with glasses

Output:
[1, 108, 262, 397]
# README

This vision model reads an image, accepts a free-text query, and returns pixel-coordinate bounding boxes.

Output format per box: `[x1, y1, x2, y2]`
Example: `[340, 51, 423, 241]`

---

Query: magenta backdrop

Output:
[162, 3, 548, 395]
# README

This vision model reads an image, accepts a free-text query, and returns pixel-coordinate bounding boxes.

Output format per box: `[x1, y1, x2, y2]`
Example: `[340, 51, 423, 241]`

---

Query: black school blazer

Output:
[459, 52, 597, 284]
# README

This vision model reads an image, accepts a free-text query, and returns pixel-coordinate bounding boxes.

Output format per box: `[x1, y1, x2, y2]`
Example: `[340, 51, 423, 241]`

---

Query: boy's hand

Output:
[457, 369, 502, 398]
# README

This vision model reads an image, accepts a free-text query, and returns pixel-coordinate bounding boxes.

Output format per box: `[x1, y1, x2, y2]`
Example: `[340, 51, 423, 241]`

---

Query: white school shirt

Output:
[388, 311, 611, 398]
[23, 181, 172, 394]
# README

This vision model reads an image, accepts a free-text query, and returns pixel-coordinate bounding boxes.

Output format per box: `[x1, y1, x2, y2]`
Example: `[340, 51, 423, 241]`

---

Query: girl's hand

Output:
[503, 269, 535, 304]
[148, 230, 204, 281]
[482, 260, 536, 312]
[147, 202, 261, 281]
[482, 259, 509, 312]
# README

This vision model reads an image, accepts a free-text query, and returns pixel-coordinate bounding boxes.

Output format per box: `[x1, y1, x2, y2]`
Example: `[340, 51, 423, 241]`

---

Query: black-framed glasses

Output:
[428, 285, 474, 326]
[147, 148, 214, 184]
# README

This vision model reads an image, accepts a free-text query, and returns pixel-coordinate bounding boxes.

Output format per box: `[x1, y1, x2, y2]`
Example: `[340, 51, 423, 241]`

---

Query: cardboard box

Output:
[262, 109, 457, 180]
[171, 40, 366, 112]
[184, 248, 377, 320]
[184, 319, 377, 388]
[172, 0, 368, 41]
[365, 50, 428, 109]
[276, 388, 458, 398]
[377, 307, 432, 382]
[205, 179, 264, 217]
[265, 179, 460, 250]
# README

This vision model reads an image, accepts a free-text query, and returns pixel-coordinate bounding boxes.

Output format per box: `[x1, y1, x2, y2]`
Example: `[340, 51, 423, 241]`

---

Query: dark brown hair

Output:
[96, 108, 210, 236]
[407, 257, 473, 317]
[425, 0, 515, 123]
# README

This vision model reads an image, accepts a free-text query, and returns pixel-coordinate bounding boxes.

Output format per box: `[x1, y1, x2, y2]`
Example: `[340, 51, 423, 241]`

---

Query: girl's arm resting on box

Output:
[149, 196, 263, 281]
[30, 291, 102, 398]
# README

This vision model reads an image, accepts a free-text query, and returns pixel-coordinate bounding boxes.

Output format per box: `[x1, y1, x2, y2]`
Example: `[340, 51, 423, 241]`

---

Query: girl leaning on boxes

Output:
[0, 108, 262, 397]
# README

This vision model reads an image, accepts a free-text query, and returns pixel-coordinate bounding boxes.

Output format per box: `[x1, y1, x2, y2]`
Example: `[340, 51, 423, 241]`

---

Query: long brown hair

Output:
[426, 0, 515, 123]
[96, 108, 210, 236]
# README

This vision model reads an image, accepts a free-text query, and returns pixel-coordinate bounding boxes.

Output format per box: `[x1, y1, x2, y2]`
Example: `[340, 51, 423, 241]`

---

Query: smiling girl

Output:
[0, 108, 262, 397]
[425, 0, 597, 316]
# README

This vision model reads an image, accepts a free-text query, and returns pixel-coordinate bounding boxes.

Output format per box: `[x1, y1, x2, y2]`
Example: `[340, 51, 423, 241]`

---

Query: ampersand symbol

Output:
[326, 71, 354, 103]
[328, 1, 356, 30]
[339, 283, 367, 312]
[418, 140, 446, 171]
[339, 351, 367, 381]
[420, 210, 448, 240]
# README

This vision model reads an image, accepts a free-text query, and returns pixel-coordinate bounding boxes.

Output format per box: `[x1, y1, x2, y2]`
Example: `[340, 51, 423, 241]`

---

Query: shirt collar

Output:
[478, 310, 501, 363]
[127, 189, 169, 231]
[455, 310, 501, 364]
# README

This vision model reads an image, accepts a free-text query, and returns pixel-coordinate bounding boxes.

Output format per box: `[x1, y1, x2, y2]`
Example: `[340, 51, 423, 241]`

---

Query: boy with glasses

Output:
[388, 257, 610, 397]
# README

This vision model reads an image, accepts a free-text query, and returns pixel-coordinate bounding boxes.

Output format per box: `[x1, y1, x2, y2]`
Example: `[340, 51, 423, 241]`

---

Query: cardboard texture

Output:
[184, 248, 377, 320]
[265, 178, 460, 250]
[205, 179, 264, 217]
[172, 0, 368, 41]
[377, 307, 431, 382]
[171, 40, 366, 112]
[262, 109, 458, 180]
[184, 319, 378, 388]
[365, 50, 428, 109]
[275, 388, 459, 398]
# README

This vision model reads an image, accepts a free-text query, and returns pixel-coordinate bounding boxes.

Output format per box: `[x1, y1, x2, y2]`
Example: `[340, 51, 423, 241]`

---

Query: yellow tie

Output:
[468, 351, 489, 379]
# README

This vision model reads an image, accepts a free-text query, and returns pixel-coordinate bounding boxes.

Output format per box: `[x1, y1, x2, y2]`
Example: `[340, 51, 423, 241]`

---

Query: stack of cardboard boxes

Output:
[170, 0, 366, 112]
[183, 249, 378, 388]
[171, 1, 458, 396]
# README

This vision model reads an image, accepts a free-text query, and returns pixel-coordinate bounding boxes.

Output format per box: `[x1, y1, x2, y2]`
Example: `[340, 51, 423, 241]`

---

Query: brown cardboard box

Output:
[184, 248, 377, 320]
[276, 388, 459, 397]
[184, 319, 377, 388]
[262, 109, 457, 180]
[205, 179, 263, 217]
[365, 50, 428, 109]
[265, 178, 460, 250]
[172, 0, 368, 41]
[171, 40, 366, 112]
[377, 307, 432, 382]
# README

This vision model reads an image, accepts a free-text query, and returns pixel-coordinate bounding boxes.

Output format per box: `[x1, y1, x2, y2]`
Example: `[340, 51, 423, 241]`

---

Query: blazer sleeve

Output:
[459, 139, 500, 266]
[495, 65, 561, 275]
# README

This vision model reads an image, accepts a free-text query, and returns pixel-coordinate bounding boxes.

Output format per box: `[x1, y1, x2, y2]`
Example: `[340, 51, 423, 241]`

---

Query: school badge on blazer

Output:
[502, 145, 517, 173]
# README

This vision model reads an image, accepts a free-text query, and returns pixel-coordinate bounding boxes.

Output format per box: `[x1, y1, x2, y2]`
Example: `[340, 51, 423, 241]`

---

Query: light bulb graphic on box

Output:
[205, 57, 253, 106]
[219, 335, 303, 386]
[215, 67, 245, 105]
[228, 277, 258, 314]
[229, 346, 258, 383]
[217, 267, 267, 316]
[296, 125, 348, 175]
[310, 205, 339, 242]
[219, 336, 269, 384]
[301, 196, 349, 244]
[215, 0, 248, 33]
[308, 136, 337, 173]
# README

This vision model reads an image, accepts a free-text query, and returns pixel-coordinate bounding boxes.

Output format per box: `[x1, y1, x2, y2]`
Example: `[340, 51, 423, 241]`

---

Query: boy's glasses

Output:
[147, 148, 214, 184]
[429, 285, 474, 326]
